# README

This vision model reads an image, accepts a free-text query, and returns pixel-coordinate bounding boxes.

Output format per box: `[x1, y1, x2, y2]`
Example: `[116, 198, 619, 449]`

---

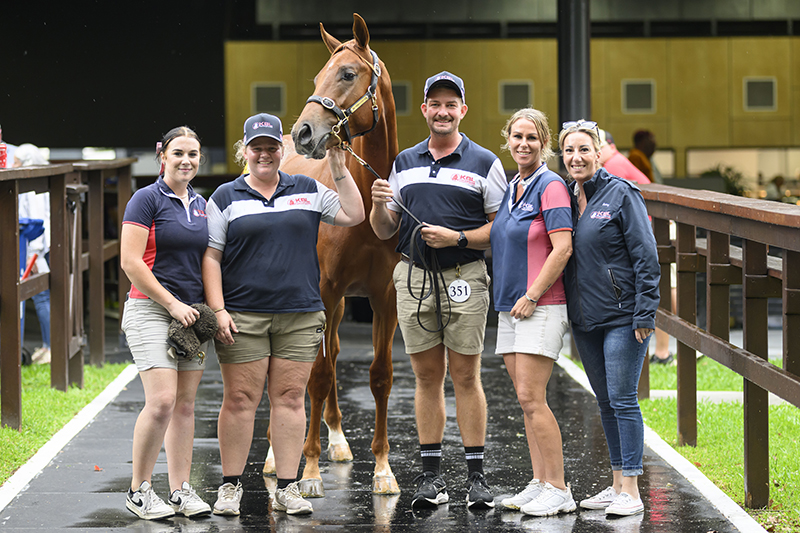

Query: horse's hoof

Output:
[327, 443, 353, 462]
[372, 474, 400, 495]
[298, 478, 325, 498]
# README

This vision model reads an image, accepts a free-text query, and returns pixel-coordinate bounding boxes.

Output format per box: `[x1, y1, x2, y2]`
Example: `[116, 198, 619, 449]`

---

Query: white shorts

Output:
[495, 304, 569, 361]
[121, 297, 206, 372]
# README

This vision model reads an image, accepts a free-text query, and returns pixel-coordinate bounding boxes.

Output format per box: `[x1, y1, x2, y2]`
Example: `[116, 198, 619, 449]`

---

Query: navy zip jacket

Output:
[564, 168, 660, 332]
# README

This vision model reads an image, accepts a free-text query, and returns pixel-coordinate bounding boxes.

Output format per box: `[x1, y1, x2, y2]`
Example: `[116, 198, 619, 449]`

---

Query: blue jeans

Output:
[572, 324, 650, 476]
[32, 289, 51, 347]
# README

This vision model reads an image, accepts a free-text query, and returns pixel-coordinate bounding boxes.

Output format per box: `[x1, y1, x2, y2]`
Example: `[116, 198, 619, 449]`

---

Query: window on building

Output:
[744, 77, 776, 112]
[252, 83, 286, 115]
[392, 81, 412, 116]
[499, 81, 532, 114]
[622, 79, 655, 114]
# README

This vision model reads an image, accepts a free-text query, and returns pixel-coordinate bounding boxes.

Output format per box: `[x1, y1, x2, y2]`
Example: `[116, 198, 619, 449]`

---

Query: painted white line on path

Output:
[556, 355, 768, 533]
[0, 364, 139, 514]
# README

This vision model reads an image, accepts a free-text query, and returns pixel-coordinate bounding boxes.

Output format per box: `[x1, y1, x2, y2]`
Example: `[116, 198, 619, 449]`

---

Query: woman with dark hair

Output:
[120, 126, 211, 520]
[559, 120, 659, 517]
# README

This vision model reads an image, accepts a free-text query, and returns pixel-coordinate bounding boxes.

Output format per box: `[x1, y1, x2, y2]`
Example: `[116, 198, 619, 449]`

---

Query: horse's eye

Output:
[342, 71, 356, 82]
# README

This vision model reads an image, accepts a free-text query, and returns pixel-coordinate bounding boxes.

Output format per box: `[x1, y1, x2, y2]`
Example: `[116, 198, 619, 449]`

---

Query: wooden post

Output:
[742, 240, 770, 508]
[50, 173, 69, 392]
[87, 169, 105, 366]
[0, 179, 22, 429]
[676, 222, 697, 446]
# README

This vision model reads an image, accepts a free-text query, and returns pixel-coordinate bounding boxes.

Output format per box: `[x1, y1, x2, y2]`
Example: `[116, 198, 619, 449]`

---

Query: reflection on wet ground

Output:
[2, 323, 739, 532]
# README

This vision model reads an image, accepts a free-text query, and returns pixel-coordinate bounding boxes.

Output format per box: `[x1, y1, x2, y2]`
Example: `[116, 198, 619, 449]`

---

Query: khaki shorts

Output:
[495, 304, 569, 361]
[214, 310, 326, 364]
[393, 259, 490, 355]
[121, 297, 206, 372]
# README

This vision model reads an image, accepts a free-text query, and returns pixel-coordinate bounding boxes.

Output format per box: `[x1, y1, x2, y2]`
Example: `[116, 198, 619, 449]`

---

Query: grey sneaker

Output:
[126, 481, 175, 520]
[169, 481, 211, 517]
[272, 481, 313, 515]
[213, 482, 243, 516]
[501, 478, 544, 510]
[411, 472, 449, 508]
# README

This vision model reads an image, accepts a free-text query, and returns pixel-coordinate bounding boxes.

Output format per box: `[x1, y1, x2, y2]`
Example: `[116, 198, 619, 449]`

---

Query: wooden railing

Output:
[0, 159, 134, 430]
[640, 184, 800, 509]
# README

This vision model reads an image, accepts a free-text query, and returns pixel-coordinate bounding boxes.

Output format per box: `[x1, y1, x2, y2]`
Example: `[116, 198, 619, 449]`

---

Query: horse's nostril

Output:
[296, 123, 313, 145]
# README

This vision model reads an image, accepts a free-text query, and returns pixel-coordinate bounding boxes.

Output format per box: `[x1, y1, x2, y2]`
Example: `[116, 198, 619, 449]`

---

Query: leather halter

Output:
[306, 46, 381, 146]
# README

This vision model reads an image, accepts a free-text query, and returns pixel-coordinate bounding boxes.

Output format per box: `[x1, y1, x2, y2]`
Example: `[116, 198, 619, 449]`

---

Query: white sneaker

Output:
[169, 481, 211, 517]
[520, 482, 576, 516]
[126, 481, 175, 520]
[213, 482, 243, 516]
[273, 481, 313, 515]
[501, 478, 543, 510]
[605, 492, 644, 516]
[580, 485, 619, 509]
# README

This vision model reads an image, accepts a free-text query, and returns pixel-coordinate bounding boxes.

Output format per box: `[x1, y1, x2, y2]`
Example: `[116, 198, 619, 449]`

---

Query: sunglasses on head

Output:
[562, 120, 598, 131]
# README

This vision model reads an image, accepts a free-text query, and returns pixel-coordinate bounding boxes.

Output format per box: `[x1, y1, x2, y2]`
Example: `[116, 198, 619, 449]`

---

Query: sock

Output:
[465, 446, 484, 475]
[277, 478, 294, 490]
[223, 475, 241, 487]
[420, 443, 442, 475]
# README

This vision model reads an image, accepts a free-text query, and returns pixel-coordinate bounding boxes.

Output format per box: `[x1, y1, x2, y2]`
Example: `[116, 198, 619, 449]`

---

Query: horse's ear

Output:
[352, 13, 370, 49]
[320, 23, 342, 54]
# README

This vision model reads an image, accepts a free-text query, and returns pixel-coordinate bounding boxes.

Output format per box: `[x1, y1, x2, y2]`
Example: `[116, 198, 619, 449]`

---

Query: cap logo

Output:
[253, 122, 274, 129]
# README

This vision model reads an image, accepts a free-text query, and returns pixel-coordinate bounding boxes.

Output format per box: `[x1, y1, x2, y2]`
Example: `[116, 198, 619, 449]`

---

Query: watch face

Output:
[458, 231, 468, 248]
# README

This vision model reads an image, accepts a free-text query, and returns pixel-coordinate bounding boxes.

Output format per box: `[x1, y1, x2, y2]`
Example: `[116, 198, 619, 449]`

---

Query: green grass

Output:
[0, 362, 130, 484]
[648, 355, 784, 391]
[642, 398, 800, 533]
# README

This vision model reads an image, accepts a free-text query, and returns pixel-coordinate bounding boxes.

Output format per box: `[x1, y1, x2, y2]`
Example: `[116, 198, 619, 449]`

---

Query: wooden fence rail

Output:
[640, 183, 800, 509]
[0, 159, 134, 429]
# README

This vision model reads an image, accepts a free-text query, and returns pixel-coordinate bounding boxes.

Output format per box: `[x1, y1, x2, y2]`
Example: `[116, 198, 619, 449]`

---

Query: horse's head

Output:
[292, 13, 383, 160]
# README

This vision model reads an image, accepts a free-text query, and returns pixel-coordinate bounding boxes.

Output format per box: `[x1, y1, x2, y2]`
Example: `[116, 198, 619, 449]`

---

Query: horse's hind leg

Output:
[321, 299, 353, 462]
[370, 287, 400, 494]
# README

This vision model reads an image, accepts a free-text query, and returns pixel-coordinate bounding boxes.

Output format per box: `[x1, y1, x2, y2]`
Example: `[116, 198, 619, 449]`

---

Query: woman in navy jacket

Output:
[559, 120, 659, 517]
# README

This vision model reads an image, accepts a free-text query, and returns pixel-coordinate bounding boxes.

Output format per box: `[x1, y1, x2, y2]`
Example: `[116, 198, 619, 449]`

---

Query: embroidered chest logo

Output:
[590, 210, 612, 220]
[288, 197, 312, 206]
[193, 208, 207, 218]
[519, 203, 534, 212]
[451, 173, 475, 186]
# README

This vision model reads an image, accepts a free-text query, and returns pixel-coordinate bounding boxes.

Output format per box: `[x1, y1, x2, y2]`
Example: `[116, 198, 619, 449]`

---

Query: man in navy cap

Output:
[370, 71, 506, 510]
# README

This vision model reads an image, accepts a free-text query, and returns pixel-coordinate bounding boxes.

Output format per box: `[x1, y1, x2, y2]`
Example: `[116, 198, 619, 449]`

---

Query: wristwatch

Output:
[457, 230, 468, 249]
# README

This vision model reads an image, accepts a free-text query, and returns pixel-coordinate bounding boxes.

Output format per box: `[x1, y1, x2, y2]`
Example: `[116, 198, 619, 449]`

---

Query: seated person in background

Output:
[627, 129, 656, 183]
[598, 130, 650, 185]
[765, 175, 785, 201]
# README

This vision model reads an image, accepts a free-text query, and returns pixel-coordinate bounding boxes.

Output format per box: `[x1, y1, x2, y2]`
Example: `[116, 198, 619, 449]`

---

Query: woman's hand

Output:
[166, 300, 200, 328]
[635, 327, 653, 343]
[510, 296, 537, 320]
[215, 309, 239, 345]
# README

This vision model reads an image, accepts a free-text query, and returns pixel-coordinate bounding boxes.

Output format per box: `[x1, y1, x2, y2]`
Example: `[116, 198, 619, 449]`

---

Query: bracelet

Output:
[213, 308, 225, 313]
[334, 175, 347, 182]
[524, 294, 538, 304]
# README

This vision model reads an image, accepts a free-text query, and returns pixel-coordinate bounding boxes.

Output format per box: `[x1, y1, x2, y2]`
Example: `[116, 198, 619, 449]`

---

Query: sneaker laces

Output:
[218, 483, 240, 502]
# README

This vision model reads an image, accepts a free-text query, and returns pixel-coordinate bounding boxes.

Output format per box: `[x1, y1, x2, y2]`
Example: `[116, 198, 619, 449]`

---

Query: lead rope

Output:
[340, 144, 451, 333]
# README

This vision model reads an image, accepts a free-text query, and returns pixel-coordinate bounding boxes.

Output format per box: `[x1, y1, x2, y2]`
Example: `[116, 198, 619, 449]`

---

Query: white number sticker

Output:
[448, 279, 471, 303]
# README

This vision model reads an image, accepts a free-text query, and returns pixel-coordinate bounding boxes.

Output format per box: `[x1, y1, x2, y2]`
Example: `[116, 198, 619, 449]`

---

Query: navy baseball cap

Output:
[423, 71, 466, 102]
[243, 113, 283, 145]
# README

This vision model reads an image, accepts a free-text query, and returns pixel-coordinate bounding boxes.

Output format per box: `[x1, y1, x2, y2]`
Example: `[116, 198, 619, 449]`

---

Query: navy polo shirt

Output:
[207, 172, 341, 313]
[386, 133, 507, 268]
[122, 177, 208, 304]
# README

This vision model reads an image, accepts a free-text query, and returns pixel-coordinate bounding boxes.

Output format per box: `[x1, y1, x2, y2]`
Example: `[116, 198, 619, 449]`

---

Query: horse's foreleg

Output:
[298, 298, 341, 498]
[370, 288, 400, 494]
[321, 299, 353, 463]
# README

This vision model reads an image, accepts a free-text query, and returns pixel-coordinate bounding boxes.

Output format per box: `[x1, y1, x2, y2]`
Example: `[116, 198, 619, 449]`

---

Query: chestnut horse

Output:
[264, 14, 400, 496]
